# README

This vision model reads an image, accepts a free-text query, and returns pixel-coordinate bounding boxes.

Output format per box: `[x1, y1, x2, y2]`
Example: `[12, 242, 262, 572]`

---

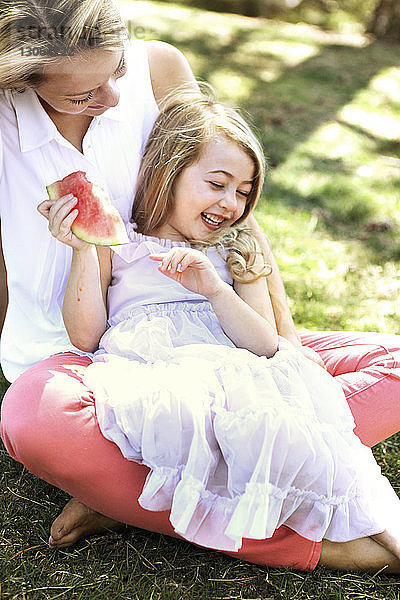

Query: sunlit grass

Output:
[240, 39, 320, 66]
[208, 68, 255, 102]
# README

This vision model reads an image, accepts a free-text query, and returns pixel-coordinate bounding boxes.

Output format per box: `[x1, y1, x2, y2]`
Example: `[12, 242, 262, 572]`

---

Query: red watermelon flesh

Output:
[46, 171, 129, 246]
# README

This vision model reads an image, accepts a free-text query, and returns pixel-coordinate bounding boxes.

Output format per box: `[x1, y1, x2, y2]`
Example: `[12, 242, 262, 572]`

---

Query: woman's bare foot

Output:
[49, 498, 123, 548]
[371, 530, 400, 560]
[320, 536, 400, 573]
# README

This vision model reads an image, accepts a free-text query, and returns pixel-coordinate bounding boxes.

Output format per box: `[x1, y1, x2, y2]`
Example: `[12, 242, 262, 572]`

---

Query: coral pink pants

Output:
[2, 330, 400, 570]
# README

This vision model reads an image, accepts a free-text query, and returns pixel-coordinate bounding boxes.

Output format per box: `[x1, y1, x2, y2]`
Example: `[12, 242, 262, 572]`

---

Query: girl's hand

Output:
[37, 194, 90, 251]
[150, 248, 224, 298]
[300, 345, 327, 370]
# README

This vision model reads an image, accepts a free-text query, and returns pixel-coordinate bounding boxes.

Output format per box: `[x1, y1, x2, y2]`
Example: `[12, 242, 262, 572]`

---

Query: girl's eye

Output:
[209, 182, 223, 189]
[237, 190, 250, 198]
[69, 91, 93, 105]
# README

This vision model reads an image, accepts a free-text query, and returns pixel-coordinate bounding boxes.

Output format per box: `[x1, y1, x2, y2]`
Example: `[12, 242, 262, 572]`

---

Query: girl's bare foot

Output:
[49, 498, 123, 548]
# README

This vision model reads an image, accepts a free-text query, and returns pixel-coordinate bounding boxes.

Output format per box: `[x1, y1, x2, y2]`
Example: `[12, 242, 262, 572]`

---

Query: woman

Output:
[1, 0, 400, 572]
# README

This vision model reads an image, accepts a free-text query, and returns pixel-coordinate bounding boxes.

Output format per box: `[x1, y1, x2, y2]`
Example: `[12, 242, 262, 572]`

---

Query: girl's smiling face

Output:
[155, 135, 255, 242]
[35, 48, 127, 117]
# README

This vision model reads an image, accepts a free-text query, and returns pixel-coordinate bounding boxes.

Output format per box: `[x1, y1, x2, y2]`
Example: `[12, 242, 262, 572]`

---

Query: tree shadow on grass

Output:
[161, 26, 397, 155]
[156, 18, 399, 261]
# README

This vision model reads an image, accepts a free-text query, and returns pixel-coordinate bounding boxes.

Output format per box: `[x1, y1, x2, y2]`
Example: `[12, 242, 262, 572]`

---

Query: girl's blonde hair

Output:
[133, 86, 272, 282]
[0, 0, 127, 90]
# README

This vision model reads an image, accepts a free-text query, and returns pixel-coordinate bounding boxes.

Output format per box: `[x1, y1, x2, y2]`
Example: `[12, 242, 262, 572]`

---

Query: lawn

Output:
[1, 1, 400, 598]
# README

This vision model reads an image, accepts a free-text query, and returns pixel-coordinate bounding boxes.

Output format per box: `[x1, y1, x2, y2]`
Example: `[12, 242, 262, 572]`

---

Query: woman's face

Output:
[35, 48, 127, 117]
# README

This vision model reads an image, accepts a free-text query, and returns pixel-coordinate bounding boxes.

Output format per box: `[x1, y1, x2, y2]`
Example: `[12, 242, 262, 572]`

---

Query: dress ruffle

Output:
[126, 221, 192, 247]
[112, 222, 230, 275]
[85, 304, 400, 552]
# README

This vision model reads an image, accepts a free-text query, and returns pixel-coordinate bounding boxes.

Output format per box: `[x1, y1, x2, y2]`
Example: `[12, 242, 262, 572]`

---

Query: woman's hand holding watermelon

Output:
[38, 195, 91, 252]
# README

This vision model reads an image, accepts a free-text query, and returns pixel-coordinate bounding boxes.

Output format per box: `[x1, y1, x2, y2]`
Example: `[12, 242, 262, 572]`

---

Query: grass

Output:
[2, 1, 400, 598]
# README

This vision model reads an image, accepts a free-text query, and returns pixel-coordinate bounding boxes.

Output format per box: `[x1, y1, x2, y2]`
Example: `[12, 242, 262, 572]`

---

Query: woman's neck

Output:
[38, 97, 93, 153]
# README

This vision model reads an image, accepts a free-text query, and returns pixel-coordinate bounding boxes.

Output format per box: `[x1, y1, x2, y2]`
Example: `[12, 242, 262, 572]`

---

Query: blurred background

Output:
[147, 0, 400, 39]
[120, 0, 400, 334]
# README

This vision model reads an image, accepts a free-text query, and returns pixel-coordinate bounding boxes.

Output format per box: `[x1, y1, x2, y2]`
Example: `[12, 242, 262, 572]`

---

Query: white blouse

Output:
[0, 40, 159, 382]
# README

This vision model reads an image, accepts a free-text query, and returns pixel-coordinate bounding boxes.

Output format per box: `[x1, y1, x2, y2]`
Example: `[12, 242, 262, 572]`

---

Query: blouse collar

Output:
[12, 88, 123, 153]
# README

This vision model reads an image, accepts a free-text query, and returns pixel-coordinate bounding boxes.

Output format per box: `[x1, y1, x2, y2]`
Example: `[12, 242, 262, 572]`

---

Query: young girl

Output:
[43, 90, 400, 558]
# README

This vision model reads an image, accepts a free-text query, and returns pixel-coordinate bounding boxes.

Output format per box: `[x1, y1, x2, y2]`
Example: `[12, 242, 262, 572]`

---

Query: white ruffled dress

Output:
[84, 223, 400, 552]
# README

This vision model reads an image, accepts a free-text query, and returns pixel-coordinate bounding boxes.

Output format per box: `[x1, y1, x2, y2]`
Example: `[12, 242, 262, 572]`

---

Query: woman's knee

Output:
[1, 371, 41, 461]
[1, 354, 94, 468]
[0, 354, 152, 528]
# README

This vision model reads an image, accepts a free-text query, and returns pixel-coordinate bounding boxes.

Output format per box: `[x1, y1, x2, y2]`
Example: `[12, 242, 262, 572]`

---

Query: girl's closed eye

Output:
[209, 181, 250, 199]
[209, 181, 224, 190]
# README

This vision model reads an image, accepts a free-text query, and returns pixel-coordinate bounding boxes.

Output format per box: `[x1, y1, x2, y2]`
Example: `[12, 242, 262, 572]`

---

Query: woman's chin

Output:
[84, 106, 109, 116]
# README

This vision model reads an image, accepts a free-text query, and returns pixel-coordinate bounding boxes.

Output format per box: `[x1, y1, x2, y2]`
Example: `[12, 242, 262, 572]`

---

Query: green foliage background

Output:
[154, 0, 379, 32]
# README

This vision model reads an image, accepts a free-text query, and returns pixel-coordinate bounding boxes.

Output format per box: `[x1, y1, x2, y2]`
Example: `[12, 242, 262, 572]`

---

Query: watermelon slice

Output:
[46, 171, 129, 246]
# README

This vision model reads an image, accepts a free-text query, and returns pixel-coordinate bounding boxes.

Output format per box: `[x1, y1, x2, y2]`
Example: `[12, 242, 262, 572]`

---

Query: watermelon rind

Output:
[46, 183, 59, 201]
[46, 172, 129, 246]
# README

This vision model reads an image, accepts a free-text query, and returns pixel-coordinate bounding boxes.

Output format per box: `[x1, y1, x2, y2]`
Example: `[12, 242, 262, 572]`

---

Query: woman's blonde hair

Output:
[133, 86, 271, 282]
[0, 0, 127, 90]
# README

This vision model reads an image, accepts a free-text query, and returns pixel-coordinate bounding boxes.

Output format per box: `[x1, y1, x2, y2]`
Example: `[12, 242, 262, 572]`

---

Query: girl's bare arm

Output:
[246, 214, 300, 345]
[247, 215, 326, 368]
[151, 247, 278, 358]
[62, 245, 112, 352]
[37, 195, 112, 352]
[216, 247, 278, 356]
[209, 279, 278, 357]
